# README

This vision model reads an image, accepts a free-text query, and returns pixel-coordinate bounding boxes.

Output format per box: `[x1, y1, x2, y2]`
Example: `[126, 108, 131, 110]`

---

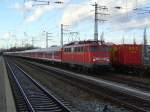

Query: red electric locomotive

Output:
[62, 41, 111, 69]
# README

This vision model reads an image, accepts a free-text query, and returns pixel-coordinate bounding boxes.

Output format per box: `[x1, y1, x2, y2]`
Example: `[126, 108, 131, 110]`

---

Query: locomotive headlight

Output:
[105, 58, 110, 61]
[93, 58, 96, 62]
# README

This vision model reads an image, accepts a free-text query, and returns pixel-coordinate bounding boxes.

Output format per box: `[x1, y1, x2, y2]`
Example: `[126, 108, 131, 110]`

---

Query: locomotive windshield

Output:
[90, 46, 109, 52]
[90, 46, 99, 52]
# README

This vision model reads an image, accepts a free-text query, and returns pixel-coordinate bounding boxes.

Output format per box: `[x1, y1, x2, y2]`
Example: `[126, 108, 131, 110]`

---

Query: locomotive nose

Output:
[92, 57, 110, 64]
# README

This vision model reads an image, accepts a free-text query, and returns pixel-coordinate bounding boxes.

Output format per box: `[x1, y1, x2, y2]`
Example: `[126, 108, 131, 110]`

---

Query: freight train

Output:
[110, 44, 150, 74]
[4, 41, 150, 74]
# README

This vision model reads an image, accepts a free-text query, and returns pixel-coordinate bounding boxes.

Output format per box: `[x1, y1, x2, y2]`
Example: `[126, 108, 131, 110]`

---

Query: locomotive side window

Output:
[74, 47, 76, 52]
[75, 47, 78, 52]
[74, 47, 80, 52]
[84, 47, 89, 52]
[64, 48, 66, 52]
[49, 52, 52, 56]
[68, 48, 71, 52]
[54, 51, 59, 56]
[77, 47, 80, 52]
[73, 47, 84, 52]
[78, 47, 81, 52]
[64, 47, 72, 52]
[80, 47, 84, 52]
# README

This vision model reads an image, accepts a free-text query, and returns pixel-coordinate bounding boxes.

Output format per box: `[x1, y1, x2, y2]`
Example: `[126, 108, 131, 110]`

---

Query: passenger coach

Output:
[4, 41, 112, 70]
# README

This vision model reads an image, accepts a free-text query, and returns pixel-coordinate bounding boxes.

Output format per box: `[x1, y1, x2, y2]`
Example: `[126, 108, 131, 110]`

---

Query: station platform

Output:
[0, 56, 16, 112]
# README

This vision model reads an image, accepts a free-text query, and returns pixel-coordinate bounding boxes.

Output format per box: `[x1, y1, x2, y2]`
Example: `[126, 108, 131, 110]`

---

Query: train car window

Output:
[55, 51, 59, 56]
[77, 47, 79, 52]
[66, 48, 67, 52]
[85, 47, 89, 52]
[81, 47, 84, 52]
[80, 47, 81, 52]
[66, 48, 68, 52]
[80, 47, 82, 52]
[68, 48, 70, 52]
[78, 47, 80, 52]
[64, 47, 71, 52]
[73, 47, 84, 52]
[76, 47, 78, 52]
[74, 47, 76, 52]
[75, 47, 77, 52]
[83, 47, 85, 52]
[70, 48, 72, 52]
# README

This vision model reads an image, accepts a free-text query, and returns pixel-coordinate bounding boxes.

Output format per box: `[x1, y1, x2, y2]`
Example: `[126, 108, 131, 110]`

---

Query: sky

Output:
[0, 0, 150, 48]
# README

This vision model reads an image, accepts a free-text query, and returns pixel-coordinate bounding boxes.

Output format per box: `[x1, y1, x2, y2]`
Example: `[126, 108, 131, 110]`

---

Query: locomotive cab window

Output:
[100, 47, 109, 52]
[90, 46, 99, 52]
[90, 46, 109, 52]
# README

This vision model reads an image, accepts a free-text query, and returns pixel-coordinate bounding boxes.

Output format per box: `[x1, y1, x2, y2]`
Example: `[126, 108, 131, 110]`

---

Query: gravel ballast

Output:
[14, 58, 130, 112]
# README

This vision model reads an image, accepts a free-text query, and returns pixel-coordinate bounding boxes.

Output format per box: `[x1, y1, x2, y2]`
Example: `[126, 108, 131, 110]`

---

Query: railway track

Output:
[34, 57, 150, 94]
[14, 57, 150, 95]
[5, 59, 72, 112]
[16, 56, 150, 93]
[13, 58, 150, 112]
[99, 74, 150, 92]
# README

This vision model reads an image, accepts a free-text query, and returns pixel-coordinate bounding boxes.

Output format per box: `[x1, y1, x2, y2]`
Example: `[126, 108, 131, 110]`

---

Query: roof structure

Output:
[5, 46, 62, 54]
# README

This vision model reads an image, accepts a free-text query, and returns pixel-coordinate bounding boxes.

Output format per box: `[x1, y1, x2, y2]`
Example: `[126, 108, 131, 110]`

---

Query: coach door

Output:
[83, 46, 88, 66]
[71, 47, 74, 63]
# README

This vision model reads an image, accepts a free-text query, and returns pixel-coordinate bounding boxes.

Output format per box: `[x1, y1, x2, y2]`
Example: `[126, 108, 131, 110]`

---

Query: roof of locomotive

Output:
[64, 40, 109, 47]
[111, 44, 142, 46]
